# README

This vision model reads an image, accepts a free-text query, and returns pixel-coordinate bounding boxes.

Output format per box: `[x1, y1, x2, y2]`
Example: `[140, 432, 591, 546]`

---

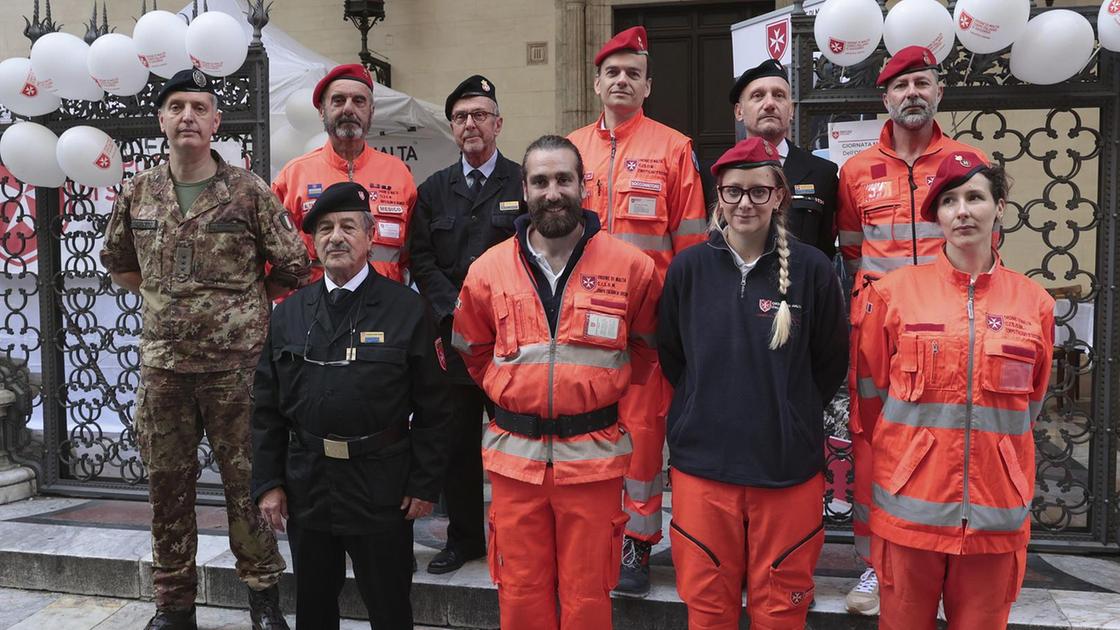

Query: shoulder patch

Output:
[278, 212, 295, 232]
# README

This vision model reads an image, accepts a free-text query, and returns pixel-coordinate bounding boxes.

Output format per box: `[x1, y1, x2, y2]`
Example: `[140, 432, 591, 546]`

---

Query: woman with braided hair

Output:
[657, 137, 849, 629]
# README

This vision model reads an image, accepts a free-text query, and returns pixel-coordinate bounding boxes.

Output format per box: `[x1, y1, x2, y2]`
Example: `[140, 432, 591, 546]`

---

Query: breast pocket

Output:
[890, 334, 925, 402]
[130, 211, 162, 276]
[616, 182, 668, 230]
[569, 293, 628, 351]
[196, 220, 256, 288]
[429, 215, 457, 267]
[981, 341, 1037, 395]
[373, 204, 407, 248]
[489, 208, 518, 233]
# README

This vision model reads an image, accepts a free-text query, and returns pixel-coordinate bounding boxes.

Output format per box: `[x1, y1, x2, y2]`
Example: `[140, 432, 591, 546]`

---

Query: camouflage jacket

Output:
[100, 152, 310, 373]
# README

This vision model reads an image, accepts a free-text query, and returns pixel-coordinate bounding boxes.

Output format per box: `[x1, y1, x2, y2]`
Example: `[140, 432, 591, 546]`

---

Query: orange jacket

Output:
[837, 121, 987, 291]
[451, 214, 661, 486]
[854, 250, 1054, 555]
[272, 140, 417, 284]
[567, 110, 707, 278]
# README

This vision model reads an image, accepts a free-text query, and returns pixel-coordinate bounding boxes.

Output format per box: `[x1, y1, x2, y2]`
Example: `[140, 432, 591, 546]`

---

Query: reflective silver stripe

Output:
[672, 218, 708, 238]
[616, 232, 673, 252]
[370, 244, 399, 263]
[450, 330, 474, 354]
[838, 230, 864, 247]
[857, 377, 887, 402]
[623, 508, 661, 537]
[863, 221, 943, 242]
[1029, 400, 1043, 423]
[552, 430, 632, 463]
[882, 397, 1033, 435]
[873, 483, 1027, 532]
[493, 342, 629, 370]
[624, 473, 664, 503]
[854, 535, 870, 560]
[631, 331, 657, 348]
[482, 429, 548, 462]
[860, 256, 936, 274]
[845, 258, 862, 274]
[852, 501, 871, 524]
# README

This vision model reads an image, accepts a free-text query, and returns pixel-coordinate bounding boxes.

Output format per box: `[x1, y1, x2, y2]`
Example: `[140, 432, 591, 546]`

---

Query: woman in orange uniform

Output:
[657, 137, 848, 629]
[854, 152, 1054, 629]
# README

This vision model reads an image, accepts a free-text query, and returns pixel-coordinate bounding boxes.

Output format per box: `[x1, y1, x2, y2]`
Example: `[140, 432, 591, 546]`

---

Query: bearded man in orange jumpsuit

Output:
[567, 25, 707, 597]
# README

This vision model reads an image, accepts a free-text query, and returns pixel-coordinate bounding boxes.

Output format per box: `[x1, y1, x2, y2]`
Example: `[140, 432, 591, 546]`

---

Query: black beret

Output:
[301, 182, 371, 234]
[729, 59, 789, 105]
[444, 75, 498, 121]
[155, 68, 218, 108]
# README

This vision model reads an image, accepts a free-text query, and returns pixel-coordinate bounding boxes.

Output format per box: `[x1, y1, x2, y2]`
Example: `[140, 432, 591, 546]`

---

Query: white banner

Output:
[827, 118, 884, 170]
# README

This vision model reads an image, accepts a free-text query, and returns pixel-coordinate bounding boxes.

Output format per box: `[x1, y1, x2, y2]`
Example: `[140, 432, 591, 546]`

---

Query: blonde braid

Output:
[769, 218, 793, 350]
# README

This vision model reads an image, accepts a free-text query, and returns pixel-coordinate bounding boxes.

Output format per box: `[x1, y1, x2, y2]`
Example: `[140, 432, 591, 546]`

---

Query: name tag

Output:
[586, 312, 620, 340]
[499, 200, 521, 213]
[206, 222, 246, 233]
[360, 331, 384, 344]
[627, 195, 657, 217]
[794, 184, 816, 196]
[630, 179, 662, 193]
[377, 204, 405, 215]
[378, 221, 401, 240]
[130, 219, 157, 230]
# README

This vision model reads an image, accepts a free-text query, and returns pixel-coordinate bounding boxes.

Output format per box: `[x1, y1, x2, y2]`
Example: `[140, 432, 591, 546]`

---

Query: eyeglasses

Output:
[717, 185, 778, 205]
[450, 110, 498, 126]
[302, 315, 356, 366]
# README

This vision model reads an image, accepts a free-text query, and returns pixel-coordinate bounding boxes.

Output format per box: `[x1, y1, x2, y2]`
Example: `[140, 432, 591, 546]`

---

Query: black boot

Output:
[248, 584, 290, 630]
[143, 607, 197, 630]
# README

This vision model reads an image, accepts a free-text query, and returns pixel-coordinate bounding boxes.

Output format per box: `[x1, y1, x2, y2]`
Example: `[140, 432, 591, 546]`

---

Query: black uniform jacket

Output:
[407, 153, 525, 382]
[251, 267, 453, 534]
[784, 142, 839, 259]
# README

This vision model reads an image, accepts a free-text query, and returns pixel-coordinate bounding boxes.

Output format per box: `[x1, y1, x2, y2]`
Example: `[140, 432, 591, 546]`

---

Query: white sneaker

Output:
[845, 567, 880, 615]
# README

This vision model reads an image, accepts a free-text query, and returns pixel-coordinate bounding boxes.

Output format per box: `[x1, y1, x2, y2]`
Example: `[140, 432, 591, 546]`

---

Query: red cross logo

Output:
[625, 159, 638, 172]
[828, 38, 845, 55]
[581, 274, 598, 291]
[987, 315, 1003, 331]
[94, 153, 112, 170]
[759, 299, 773, 313]
[959, 11, 974, 31]
[1110, 0, 1119, 14]
[767, 20, 788, 60]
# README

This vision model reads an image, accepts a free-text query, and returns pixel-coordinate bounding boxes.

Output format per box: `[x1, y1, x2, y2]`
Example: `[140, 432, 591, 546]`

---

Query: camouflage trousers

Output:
[136, 366, 286, 610]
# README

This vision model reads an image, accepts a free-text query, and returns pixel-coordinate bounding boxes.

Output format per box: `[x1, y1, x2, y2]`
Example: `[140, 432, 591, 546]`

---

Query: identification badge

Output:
[499, 200, 521, 213]
[864, 181, 894, 202]
[585, 312, 620, 340]
[627, 195, 657, 218]
[630, 179, 662, 193]
[307, 183, 323, 198]
[130, 219, 157, 230]
[378, 221, 401, 240]
[360, 331, 384, 344]
[794, 184, 816, 196]
[377, 204, 405, 215]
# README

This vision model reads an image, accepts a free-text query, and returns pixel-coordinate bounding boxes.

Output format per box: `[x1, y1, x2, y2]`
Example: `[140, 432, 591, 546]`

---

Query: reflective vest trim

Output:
[858, 377, 887, 401]
[863, 221, 944, 242]
[845, 258, 862, 274]
[624, 475, 664, 502]
[371, 244, 399, 262]
[616, 232, 673, 252]
[623, 509, 661, 537]
[492, 342, 629, 370]
[873, 483, 1028, 532]
[852, 500, 871, 524]
[862, 255, 937, 275]
[673, 218, 708, 239]
[882, 397, 1033, 436]
[838, 230, 863, 247]
[482, 426, 633, 463]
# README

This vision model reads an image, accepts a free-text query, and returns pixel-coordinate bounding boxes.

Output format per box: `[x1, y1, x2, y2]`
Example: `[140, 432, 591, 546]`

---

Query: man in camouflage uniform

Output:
[100, 68, 310, 630]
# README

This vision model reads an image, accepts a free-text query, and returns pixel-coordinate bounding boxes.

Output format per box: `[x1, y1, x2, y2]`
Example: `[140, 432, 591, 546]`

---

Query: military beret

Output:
[711, 137, 782, 177]
[729, 59, 789, 105]
[301, 181, 371, 234]
[155, 68, 217, 108]
[877, 46, 938, 87]
[312, 64, 373, 107]
[595, 26, 649, 67]
[919, 151, 991, 222]
[444, 75, 498, 121]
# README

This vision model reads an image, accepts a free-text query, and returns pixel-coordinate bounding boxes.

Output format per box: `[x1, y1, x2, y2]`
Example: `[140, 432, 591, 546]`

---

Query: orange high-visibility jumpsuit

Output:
[837, 121, 987, 560]
[567, 109, 706, 541]
[451, 213, 661, 630]
[272, 140, 416, 285]
[855, 250, 1054, 629]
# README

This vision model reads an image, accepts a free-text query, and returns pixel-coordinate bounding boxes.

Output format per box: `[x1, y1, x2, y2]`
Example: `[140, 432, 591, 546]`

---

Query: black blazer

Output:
[783, 143, 839, 259]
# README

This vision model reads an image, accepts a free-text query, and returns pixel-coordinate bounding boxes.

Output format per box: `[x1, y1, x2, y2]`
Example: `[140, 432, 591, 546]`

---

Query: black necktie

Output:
[469, 169, 484, 198]
[328, 287, 351, 306]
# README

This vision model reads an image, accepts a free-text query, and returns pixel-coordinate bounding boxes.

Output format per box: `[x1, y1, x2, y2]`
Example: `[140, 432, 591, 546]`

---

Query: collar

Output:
[706, 224, 778, 262]
[324, 263, 370, 293]
[322, 138, 374, 172]
[878, 119, 949, 161]
[775, 138, 789, 164]
[932, 246, 1002, 289]
[594, 109, 646, 139]
[155, 150, 231, 204]
[461, 150, 499, 180]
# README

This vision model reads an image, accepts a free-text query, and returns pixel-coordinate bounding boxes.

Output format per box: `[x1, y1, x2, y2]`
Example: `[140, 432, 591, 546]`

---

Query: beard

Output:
[325, 111, 371, 140]
[888, 96, 937, 130]
[528, 193, 583, 239]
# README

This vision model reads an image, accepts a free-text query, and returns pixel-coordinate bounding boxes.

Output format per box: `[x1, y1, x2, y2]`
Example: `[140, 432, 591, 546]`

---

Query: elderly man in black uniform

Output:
[731, 59, 839, 257]
[252, 181, 453, 629]
[407, 75, 525, 575]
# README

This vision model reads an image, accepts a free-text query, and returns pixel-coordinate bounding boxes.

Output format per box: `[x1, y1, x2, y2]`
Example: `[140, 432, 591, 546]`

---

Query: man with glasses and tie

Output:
[252, 181, 453, 629]
[273, 64, 417, 287]
[407, 74, 525, 575]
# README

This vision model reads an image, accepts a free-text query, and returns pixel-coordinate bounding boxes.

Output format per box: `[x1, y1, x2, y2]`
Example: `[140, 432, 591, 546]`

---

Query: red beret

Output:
[710, 137, 781, 177]
[876, 46, 938, 87]
[595, 26, 649, 67]
[312, 64, 373, 106]
[919, 151, 990, 222]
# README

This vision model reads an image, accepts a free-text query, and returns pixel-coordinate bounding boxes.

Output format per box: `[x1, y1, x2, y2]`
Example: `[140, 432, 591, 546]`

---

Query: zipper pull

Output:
[347, 161, 354, 182]
[932, 340, 939, 353]
[739, 273, 747, 298]
[967, 296, 974, 320]
[610, 134, 617, 159]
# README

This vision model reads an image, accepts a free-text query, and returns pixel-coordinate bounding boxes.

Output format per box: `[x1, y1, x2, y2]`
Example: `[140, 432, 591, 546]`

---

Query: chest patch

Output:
[987, 314, 1003, 331]
[307, 183, 323, 198]
[585, 312, 620, 340]
[864, 181, 894, 202]
[377, 204, 404, 215]
[627, 195, 657, 217]
[630, 179, 662, 193]
[794, 184, 816, 196]
[870, 163, 887, 179]
[377, 221, 401, 240]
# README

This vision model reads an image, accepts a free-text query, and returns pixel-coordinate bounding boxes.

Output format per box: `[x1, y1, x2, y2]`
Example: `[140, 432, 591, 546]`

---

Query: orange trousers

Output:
[619, 369, 670, 542]
[872, 536, 1026, 630]
[670, 469, 824, 630]
[487, 469, 627, 630]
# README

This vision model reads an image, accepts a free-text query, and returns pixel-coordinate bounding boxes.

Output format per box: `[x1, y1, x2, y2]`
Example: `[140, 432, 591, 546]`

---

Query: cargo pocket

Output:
[997, 435, 1034, 506]
[891, 334, 925, 401]
[604, 512, 630, 591]
[981, 341, 1037, 395]
[372, 204, 407, 248]
[669, 520, 720, 567]
[492, 294, 519, 358]
[886, 428, 935, 495]
[487, 511, 502, 586]
[767, 521, 823, 615]
[570, 294, 628, 351]
[1005, 547, 1028, 603]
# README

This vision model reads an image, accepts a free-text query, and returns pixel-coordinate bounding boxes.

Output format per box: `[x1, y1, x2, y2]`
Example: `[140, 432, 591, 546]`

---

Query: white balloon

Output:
[954, 0, 1030, 54]
[285, 88, 323, 134]
[1010, 10, 1095, 85]
[88, 34, 150, 97]
[30, 33, 104, 101]
[814, 0, 885, 66]
[56, 126, 123, 188]
[0, 57, 61, 117]
[0, 122, 66, 187]
[185, 12, 249, 77]
[133, 10, 192, 79]
[303, 132, 329, 154]
[1100, 0, 1120, 52]
[270, 125, 308, 170]
[883, 0, 957, 63]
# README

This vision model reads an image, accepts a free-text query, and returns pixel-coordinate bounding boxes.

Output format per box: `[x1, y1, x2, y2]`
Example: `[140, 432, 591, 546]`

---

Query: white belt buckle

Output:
[322, 438, 350, 460]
